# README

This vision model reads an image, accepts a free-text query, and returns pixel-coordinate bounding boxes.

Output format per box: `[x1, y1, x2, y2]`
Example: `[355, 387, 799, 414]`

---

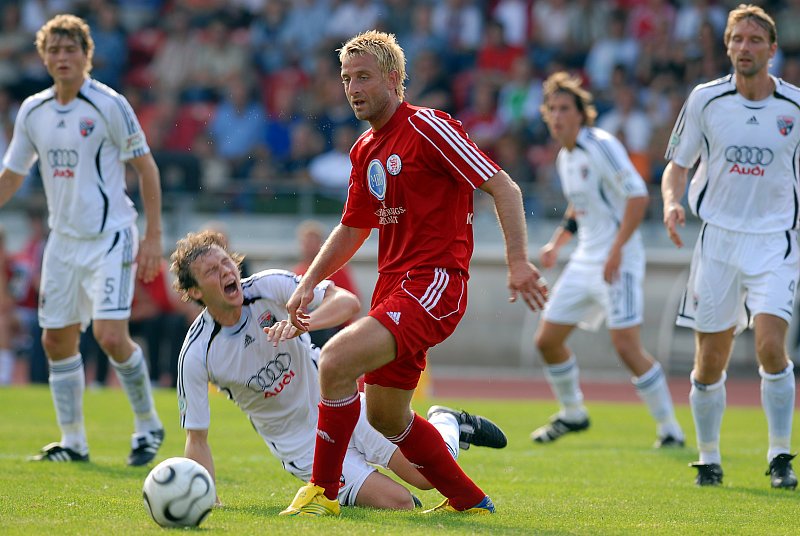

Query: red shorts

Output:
[365, 268, 468, 390]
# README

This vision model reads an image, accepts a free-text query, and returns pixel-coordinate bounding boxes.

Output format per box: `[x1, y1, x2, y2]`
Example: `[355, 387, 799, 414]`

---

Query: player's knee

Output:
[92, 328, 126, 356]
[318, 347, 356, 384]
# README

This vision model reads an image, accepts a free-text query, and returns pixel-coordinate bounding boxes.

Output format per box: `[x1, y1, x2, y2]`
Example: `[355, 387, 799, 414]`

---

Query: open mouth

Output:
[223, 282, 238, 296]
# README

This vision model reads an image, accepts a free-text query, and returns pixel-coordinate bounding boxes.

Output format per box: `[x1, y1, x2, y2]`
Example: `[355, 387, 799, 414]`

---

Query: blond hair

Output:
[540, 71, 598, 127]
[36, 14, 94, 76]
[170, 230, 245, 305]
[338, 30, 407, 100]
[724, 4, 777, 46]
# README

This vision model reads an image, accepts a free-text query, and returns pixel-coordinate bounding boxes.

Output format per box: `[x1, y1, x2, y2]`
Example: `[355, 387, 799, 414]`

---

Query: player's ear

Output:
[187, 287, 203, 303]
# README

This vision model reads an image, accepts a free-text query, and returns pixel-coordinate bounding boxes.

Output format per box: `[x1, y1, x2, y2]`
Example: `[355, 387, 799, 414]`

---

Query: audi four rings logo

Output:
[246, 353, 292, 392]
[724, 146, 774, 166]
[47, 149, 79, 167]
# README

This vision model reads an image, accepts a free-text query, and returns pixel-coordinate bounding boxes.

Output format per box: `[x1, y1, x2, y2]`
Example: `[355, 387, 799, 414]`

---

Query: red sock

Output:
[390, 413, 485, 510]
[310, 392, 360, 500]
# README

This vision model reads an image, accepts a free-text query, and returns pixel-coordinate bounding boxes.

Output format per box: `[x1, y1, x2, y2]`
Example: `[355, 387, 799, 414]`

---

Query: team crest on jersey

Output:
[386, 154, 402, 176]
[367, 159, 387, 201]
[258, 310, 276, 329]
[79, 118, 95, 137]
[777, 116, 795, 136]
[580, 166, 589, 180]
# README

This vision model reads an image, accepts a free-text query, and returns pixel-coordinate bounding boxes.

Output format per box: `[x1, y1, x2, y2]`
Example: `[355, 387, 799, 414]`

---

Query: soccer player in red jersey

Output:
[279, 30, 548, 516]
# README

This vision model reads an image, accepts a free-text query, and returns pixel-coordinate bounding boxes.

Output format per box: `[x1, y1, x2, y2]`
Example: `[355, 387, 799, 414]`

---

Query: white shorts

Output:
[281, 394, 397, 506]
[543, 257, 645, 331]
[39, 226, 138, 330]
[676, 224, 799, 334]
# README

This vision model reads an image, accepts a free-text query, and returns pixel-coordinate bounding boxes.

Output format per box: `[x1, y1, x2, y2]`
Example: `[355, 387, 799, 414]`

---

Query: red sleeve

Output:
[408, 108, 500, 189]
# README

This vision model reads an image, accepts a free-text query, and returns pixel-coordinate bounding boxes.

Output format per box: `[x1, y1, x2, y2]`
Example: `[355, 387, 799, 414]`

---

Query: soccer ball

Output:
[142, 457, 216, 528]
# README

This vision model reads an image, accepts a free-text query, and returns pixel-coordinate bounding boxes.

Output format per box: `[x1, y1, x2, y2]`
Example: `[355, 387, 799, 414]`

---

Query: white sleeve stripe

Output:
[416, 109, 496, 178]
[409, 120, 480, 188]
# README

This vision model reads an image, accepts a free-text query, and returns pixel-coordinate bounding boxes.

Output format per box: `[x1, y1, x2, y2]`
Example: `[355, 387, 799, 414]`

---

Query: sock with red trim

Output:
[388, 413, 485, 510]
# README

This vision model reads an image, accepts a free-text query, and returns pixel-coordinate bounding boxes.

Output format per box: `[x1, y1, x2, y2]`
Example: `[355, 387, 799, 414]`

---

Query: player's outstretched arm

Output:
[0, 169, 25, 208]
[286, 224, 370, 331]
[480, 171, 547, 311]
[184, 429, 221, 505]
[129, 153, 163, 283]
[266, 286, 360, 346]
[661, 161, 689, 248]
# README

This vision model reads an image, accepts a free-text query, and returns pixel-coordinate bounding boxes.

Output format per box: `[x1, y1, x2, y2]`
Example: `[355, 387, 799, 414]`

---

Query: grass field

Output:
[0, 385, 798, 535]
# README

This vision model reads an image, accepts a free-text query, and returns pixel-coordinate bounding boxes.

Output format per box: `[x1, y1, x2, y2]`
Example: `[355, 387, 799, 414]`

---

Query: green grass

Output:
[0, 386, 797, 535]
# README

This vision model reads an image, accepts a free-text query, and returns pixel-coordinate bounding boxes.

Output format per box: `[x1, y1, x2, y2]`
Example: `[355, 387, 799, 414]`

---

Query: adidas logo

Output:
[244, 334, 255, 348]
[56, 119, 65, 128]
[746, 116, 759, 125]
[316, 429, 334, 443]
[386, 311, 401, 325]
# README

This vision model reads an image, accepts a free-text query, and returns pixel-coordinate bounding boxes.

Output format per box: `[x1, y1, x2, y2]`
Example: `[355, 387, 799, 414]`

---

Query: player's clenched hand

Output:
[663, 202, 685, 248]
[264, 319, 304, 346]
[507, 259, 548, 311]
[136, 235, 163, 283]
[286, 285, 313, 332]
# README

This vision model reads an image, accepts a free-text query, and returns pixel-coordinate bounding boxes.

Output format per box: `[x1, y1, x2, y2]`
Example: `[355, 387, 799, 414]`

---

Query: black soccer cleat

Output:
[426, 405, 507, 450]
[530, 414, 590, 444]
[689, 462, 723, 486]
[766, 453, 798, 490]
[28, 442, 89, 462]
[654, 434, 686, 449]
[127, 428, 165, 466]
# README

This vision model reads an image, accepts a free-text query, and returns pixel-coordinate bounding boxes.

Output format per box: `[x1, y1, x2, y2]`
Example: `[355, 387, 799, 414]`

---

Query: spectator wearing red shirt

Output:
[292, 220, 359, 348]
[279, 31, 547, 517]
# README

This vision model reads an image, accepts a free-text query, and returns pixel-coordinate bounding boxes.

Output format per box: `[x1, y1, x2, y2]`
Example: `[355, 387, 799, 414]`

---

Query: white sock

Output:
[109, 345, 161, 434]
[690, 370, 726, 465]
[428, 411, 460, 460]
[760, 362, 795, 462]
[633, 362, 683, 440]
[48, 354, 88, 454]
[544, 355, 587, 421]
[0, 348, 14, 384]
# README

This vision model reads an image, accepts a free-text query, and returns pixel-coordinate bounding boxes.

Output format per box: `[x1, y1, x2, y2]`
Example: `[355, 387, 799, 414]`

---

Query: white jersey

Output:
[556, 126, 648, 264]
[2, 78, 149, 238]
[666, 74, 800, 232]
[177, 269, 330, 464]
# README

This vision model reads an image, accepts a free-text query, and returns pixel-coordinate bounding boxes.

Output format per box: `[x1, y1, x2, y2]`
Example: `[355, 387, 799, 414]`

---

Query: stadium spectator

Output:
[86, 2, 127, 91]
[325, 0, 382, 42]
[0, 14, 164, 465]
[171, 229, 507, 509]
[496, 56, 543, 134]
[661, 4, 797, 489]
[397, 3, 445, 74]
[0, 225, 17, 385]
[279, 30, 546, 517]
[457, 80, 505, 159]
[0, 3, 33, 91]
[10, 202, 48, 384]
[584, 9, 639, 93]
[597, 83, 654, 181]
[292, 219, 359, 348]
[207, 76, 268, 178]
[490, 0, 529, 48]
[147, 8, 197, 94]
[475, 19, 525, 81]
[129, 260, 199, 387]
[530, 71, 684, 448]
[308, 125, 357, 201]
[431, 0, 483, 72]
[184, 18, 248, 102]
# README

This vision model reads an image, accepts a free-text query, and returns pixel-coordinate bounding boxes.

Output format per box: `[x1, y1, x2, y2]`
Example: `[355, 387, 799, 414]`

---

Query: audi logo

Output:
[247, 353, 292, 391]
[724, 146, 773, 166]
[47, 149, 79, 168]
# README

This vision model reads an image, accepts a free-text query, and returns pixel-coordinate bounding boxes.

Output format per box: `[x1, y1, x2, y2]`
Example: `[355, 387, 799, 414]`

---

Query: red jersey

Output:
[342, 102, 500, 274]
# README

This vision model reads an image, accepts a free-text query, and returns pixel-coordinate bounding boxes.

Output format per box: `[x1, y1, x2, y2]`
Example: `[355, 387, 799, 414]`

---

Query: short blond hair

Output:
[540, 71, 597, 127]
[36, 14, 94, 76]
[724, 4, 777, 47]
[338, 30, 406, 100]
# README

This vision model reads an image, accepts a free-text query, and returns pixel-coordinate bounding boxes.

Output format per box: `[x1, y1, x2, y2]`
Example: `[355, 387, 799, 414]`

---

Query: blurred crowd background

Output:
[2, 0, 799, 386]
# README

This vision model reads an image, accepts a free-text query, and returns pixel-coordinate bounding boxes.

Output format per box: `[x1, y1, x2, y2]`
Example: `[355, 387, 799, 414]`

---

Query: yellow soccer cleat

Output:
[422, 496, 495, 514]
[279, 483, 341, 517]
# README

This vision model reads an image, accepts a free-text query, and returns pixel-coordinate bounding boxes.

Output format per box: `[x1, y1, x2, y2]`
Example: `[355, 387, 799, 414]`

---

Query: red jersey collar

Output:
[372, 101, 411, 137]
